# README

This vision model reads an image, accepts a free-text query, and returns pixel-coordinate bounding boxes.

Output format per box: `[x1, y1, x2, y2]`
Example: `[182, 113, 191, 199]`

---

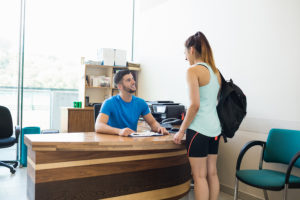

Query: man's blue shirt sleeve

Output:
[100, 99, 112, 116]
[140, 99, 150, 116]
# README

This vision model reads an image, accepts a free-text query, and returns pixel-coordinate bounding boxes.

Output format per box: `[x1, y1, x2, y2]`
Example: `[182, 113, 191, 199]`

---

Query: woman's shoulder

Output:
[188, 63, 209, 75]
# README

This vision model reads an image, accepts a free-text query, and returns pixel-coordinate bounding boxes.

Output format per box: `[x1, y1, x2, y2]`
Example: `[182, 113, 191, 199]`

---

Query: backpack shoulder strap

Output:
[219, 71, 226, 84]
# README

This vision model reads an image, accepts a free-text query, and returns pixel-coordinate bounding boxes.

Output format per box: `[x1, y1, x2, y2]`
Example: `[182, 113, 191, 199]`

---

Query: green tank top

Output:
[188, 62, 221, 137]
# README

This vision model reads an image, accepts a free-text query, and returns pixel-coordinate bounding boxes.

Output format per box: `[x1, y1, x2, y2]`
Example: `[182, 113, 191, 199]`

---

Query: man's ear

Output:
[117, 83, 122, 90]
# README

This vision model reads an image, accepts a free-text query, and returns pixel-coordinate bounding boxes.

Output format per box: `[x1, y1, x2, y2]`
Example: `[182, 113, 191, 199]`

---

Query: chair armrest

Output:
[236, 140, 266, 171]
[285, 151, 300, 184]
[15, 125, 21, 143]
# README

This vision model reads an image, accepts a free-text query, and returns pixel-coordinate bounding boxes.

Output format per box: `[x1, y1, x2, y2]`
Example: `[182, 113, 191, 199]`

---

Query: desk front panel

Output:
[27, 146, 191, 199]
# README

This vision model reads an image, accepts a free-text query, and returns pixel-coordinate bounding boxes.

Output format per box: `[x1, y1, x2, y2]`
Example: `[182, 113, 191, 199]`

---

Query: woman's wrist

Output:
[179, 129, 185, 134]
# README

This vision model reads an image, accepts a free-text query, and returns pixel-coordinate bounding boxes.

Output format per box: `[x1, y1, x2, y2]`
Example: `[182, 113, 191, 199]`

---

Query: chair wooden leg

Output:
[283, 184, 288, 200]
[263, 190, 269, 200]
[234, 178, 239, 200]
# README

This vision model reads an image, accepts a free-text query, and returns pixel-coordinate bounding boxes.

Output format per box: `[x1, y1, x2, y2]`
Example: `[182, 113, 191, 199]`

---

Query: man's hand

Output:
[143, 113, 169, 135]
[119, 128, 135, 137]
[157, 126, 169, 135]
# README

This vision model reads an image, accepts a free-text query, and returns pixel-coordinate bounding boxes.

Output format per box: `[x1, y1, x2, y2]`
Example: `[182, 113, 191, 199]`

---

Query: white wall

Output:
[135, 0, 300, 199]
[135, 0, 300, 133]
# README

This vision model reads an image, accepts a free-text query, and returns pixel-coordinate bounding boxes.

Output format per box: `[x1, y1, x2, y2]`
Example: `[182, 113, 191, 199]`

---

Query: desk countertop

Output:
[24, 132, 185, 151]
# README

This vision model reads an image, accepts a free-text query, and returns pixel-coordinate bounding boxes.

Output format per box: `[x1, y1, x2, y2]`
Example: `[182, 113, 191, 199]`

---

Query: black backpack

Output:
[217, 72, 247, 142]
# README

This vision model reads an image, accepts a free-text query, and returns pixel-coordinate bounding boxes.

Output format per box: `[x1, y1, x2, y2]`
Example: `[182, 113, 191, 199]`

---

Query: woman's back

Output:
[194, 64, 221, 87]
[188, 62, 221, 137]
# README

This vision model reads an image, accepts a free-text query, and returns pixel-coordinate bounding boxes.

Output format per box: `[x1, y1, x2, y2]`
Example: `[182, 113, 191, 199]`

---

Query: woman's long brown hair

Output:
[185, 31, 218, 73]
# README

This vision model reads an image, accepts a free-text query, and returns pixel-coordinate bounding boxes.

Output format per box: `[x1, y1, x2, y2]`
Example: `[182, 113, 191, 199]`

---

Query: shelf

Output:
[84, 64, 140, 71]
[85, 64, 113, 69]
[80, 57, 140, 107]
[127, 67, 141, 71]
[86, 86, 111, 89]
[113, 66, 127, 69]
[112, 66, 140, 71]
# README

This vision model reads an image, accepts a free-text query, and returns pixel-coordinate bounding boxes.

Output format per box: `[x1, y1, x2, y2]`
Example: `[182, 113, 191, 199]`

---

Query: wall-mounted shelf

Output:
[79, 57, 140, 107]
[85, 86, 112, 89]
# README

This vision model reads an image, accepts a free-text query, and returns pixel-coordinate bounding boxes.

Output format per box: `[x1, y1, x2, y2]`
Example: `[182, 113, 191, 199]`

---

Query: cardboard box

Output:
[114, 49, 127, 67]
[97, 48, 114, 66]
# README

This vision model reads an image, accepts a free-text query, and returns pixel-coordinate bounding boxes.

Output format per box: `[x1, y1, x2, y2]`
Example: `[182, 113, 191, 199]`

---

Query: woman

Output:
[173, 31, 222, 200]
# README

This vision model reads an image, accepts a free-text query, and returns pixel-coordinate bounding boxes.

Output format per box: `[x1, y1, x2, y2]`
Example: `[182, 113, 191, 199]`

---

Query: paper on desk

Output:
[129, 131, 163, 137]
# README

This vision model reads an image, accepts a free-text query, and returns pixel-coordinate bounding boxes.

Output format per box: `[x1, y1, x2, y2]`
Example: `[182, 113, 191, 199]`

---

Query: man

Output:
[95, 69, 169, 136]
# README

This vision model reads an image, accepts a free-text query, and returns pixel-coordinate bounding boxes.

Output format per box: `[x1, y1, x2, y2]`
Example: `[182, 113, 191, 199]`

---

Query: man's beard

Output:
[122, 84, 136, 93]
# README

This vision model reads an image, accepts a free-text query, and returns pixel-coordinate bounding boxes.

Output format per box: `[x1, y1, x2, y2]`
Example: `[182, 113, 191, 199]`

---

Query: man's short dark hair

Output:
[114, 69, 132, 86]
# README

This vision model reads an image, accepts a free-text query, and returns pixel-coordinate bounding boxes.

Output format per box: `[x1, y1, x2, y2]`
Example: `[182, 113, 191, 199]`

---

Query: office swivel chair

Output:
[93, 103, 102, 122]
[234, 129, 300, 200]
[0, 105, 21, 174]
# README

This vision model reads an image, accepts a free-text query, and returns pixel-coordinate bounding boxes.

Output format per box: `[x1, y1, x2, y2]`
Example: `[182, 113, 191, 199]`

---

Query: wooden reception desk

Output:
[25, 132, 191, 200]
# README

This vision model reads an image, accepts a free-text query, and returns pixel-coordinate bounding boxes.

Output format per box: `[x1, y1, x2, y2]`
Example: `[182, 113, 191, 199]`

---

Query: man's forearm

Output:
[150, 121, 161, 132]
[95, 122, 120, 135]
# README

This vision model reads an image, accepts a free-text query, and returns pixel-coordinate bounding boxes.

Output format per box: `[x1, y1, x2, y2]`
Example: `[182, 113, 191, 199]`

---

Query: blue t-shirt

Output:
[100, 95, 150, 131]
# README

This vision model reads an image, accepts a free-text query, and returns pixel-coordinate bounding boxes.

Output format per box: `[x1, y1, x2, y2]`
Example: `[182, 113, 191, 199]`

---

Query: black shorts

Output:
[185, 129, 220, 157]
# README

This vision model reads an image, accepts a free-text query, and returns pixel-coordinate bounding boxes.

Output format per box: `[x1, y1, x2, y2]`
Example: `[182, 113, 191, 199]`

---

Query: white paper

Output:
[129, 131, 163, 137]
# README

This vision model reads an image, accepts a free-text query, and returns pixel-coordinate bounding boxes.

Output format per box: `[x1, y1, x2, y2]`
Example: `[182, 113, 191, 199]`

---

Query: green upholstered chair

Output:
[234, 129, 300, 200]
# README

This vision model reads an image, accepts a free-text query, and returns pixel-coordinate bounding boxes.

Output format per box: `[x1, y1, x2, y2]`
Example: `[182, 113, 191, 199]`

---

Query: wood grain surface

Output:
[68, 109, 95, 132]
[25, 132, 186, 151]
[28, 164, 191, 200]
[26, 132, 190, 200]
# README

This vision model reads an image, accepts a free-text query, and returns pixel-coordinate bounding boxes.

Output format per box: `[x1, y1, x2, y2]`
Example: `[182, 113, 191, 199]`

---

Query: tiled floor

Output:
[180, 189, 234, 200]
[0, 148, 235, 200]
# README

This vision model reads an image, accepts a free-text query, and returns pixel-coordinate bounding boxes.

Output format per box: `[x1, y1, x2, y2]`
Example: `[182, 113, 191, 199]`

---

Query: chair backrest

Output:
[0, 106, 13, 139]
[264, 129, 300, 168]
[93, 103, 102, 122]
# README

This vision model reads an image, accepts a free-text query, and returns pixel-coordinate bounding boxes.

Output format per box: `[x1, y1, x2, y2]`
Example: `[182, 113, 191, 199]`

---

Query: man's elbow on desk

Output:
[95, 113, 117, 135]
[95, 121, 136, 137]
[95, 122, 120, 135]
[95, 121, 105, 133]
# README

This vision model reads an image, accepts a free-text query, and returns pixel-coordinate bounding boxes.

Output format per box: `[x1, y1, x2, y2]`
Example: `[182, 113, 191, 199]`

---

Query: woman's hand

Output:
[173, 130, 185, 144]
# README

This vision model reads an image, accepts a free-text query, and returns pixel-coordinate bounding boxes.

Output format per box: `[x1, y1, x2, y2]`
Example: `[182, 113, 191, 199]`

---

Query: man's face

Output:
[119, 73, 136, 93]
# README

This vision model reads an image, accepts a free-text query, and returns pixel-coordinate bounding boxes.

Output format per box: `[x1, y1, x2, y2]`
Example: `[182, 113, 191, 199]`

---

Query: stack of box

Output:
[97, 48, 127, 67]
[97, 48, 115, 66]
[114, 49, 127, 67]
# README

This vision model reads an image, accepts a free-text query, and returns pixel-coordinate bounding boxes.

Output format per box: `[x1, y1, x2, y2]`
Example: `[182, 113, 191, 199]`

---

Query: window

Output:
[0, 0, 133, 130]
[0, 1, 21, 126]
